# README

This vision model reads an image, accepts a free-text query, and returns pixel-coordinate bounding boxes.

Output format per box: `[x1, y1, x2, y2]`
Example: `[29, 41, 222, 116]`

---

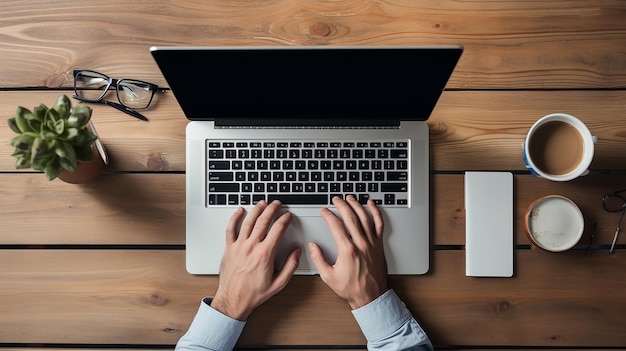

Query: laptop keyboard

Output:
[206, 140, 409, 207]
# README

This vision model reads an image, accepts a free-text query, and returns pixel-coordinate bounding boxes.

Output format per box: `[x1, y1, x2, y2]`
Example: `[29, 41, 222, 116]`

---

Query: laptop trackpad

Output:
[274, 215, 337, 274]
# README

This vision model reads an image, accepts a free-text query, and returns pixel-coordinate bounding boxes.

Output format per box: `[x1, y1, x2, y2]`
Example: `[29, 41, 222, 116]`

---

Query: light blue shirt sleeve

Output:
[351, 289, 433, 351]
[176, 298, 246, 351]
[177, 290, 432, 351]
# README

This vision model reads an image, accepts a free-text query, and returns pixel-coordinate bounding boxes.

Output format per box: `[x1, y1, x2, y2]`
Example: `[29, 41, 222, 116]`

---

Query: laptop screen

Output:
[151, 46, 462, 126]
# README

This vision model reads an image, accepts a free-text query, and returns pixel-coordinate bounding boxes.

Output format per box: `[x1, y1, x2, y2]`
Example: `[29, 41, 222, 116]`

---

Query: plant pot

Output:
[58, 121, 109, 184]
[58, 145, 105, 184]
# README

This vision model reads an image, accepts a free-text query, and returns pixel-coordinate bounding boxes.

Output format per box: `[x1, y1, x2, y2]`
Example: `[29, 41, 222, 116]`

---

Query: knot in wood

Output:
[310, 22, 332, 37]
[147, 155, 165, 171]
[45, 73, 70, 88]
[496, 300, 510, 314]
[149, 291, 168, 306]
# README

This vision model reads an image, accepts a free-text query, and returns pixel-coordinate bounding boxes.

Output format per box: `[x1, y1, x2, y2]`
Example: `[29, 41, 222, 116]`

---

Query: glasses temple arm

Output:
[609, 209, 625, 254]
[99, 99, 149, 121]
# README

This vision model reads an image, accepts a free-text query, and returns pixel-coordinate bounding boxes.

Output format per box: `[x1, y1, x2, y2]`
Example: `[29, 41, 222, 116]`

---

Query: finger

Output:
[264, 210, 292, 247]
[270, 247, 301, 293]
[320, 206, 351, 248]
[345, 195, 374, 240]
[238, 200, 268, 239]
[225, 207, 245, 244]
[249, 200, 283, 241]
[332, 195, 366, 243]
[367, 199, 384, 240]
[308, 242, 332, 278]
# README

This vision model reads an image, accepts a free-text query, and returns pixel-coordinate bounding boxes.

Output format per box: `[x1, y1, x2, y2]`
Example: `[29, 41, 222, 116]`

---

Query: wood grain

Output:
[1, 1, 625, 89]
[2, 90, 625, 173]
[1, 173, 624, 247]
[1, 250, 625, 347]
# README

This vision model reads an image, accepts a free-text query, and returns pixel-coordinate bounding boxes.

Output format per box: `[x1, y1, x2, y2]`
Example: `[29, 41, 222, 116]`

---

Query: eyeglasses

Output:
[73, 69, 163, 121]
[602, 189, 626, 254]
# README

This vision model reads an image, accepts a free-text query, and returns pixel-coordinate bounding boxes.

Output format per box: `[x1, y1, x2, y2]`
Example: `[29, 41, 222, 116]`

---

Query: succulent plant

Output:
[7, 95, 97, 180]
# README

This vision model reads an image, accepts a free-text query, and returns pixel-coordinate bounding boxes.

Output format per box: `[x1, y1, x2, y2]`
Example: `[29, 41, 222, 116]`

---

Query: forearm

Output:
[352, 289, 433, 351]
[176, 298, 246, 351]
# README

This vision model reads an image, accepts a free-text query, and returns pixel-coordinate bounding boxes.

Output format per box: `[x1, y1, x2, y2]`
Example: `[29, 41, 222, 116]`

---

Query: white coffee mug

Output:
[522, 113, 597, 181]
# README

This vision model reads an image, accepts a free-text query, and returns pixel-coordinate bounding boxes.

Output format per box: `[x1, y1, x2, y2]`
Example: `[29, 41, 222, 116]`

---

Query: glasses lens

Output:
[604, 194, 626, 212]
[74, 71, 110, 101]
[117, 80, 154, 109]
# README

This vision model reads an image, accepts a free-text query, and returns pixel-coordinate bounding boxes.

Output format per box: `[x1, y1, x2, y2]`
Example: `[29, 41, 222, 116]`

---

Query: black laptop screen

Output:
[151, 46, 462, 126]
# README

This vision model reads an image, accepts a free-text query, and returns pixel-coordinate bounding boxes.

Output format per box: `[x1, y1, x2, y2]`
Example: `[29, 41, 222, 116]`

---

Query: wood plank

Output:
[2, 90, 626, 173]
[1, 249, 625, 347]
[0, 174, 185, 245]
[1, 1, 625, 89]
[1, 173, 624, 247]
[428, 90, 626, 172]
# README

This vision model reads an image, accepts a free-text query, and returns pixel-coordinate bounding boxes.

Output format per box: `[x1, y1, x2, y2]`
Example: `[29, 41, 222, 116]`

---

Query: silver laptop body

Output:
[151, 46, 463, 275]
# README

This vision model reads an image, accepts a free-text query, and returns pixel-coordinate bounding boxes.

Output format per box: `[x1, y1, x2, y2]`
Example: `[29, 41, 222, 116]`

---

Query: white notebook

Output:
[465, 172, 514, 277]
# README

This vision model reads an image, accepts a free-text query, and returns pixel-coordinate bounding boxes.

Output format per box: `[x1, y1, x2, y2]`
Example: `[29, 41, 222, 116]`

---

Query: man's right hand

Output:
[309, 195, 389, 310]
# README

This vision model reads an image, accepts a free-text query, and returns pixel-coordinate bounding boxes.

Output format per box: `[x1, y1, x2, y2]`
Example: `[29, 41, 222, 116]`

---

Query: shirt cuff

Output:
[176, 297, 246, 351]
[351, 289, 415, 342]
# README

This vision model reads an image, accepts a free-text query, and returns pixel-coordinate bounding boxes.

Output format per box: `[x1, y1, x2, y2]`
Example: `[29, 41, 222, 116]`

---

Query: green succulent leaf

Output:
[61, 127, 79, 140]
[9, 133, 35, 150]
[8, 118, 21, 134]
[14, 107, 35, 133]
[75, 145, 94, 163]
[53, 95, 71, 119]
[44, 161, 64, 181]
[58, 156, 76, 173]
[29, 137, 44, 167]
[45, 108, 61, 131]
[27, 119, 42, 133]
[54, 140, 76, 161]
[15, 156, 31, 169]
[68, 104, 92, 128]
[54, 118, 64, 134]
[41, 131, 58, 141]
[33, 104, 47, 122]
[31, 153, 54, 172]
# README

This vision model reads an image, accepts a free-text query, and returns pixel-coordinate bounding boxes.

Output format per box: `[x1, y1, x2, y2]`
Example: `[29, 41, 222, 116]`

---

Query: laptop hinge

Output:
[213, 118, 401, 128]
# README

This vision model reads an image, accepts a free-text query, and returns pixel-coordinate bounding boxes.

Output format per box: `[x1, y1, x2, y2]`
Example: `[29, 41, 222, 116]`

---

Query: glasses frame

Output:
[73, 68, 163, 121]
[602, 189, 626, 254]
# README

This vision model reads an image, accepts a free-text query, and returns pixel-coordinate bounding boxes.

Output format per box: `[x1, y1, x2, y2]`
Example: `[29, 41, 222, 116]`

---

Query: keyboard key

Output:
[268, 194, 328, 205]
[358, 194, 370, 204]
[228, 195, 238, 205]
[208, 194, 227, 205]
[209, 150, 224, 159]
[387, 172, 408, 181]
[209, 172, 234, 181]
[209, 161, 230, 170]
[385, 194, 395, 205]
[391, 150, 408, 158]
[381, 183, 408, 192]
[240, 194, 251, 205]
[209, 183, 239, 192]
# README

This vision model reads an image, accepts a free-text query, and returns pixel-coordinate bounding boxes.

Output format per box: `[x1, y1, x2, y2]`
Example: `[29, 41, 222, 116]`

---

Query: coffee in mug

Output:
[523, 113, 597, 181]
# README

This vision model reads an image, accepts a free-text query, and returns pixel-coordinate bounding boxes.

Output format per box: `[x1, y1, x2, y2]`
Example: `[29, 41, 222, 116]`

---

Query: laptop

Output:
[150, 46, 463, 275]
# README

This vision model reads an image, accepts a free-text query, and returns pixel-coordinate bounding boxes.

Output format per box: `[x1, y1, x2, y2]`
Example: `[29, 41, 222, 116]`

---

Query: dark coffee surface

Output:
[529, 120, 583, 175]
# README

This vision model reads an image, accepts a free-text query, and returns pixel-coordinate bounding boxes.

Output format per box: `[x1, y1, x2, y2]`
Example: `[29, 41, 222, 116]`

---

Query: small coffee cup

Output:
[522, 113, 597, 181]
[524, 195, 584, 252]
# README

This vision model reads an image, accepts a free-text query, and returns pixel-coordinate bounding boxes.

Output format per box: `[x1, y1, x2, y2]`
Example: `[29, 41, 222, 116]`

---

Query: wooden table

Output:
[1, 1, 626, 349]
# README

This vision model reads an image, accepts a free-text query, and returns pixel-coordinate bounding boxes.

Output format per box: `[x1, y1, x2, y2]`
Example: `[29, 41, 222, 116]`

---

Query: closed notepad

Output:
[465, 172, 513, 277]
